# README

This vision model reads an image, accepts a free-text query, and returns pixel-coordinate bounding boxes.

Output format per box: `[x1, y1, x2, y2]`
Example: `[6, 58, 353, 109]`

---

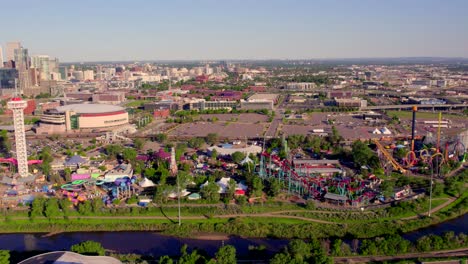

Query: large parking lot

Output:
[170, 122, 266, 138]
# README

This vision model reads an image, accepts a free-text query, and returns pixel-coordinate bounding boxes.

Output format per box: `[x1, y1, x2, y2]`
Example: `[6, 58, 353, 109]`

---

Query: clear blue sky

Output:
[1, 0, 467, 62]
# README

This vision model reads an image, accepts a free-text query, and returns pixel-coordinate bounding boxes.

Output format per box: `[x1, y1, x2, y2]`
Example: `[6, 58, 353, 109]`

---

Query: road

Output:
[334, 247, 468, 263]
[362, 103, 468, 111]
[265, 95, 287, 138]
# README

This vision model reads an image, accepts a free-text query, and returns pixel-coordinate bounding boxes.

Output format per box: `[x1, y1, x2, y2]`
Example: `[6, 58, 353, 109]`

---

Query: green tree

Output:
[267, 178, 282, 197]
[360, 239, 378, 255]
[287, 239, 312, 263]
[227, 179, 237, 200]
[309, 238, 332, 264]
[0, 130, 11, 157]
[122, 148, 137, 163]
[352, 140, 380, 169]
[416, 236, 432, 252]
[144, 167, 157, 180]
[78, 200, 92, 215]
[214, 245, 236, 264]
[270, 252, 292, 264]
[231, 151, 245, 164]
[91, 198, 104, 213]
[0, 250, 10, 264]
[251, 177, 264, 197]
[159, 255, 173, 264]
[201, 181, 221, 202]
[134, 138, 145, 150]
[380, 180, 395, 198]
[30, 198, 45, 218]
[331, 239, 342, 256]
[155, 133, 168, 143]
[206, 133, 219, 145]
[71, 240, 105, 256]
[211, 149, 218, 160]
[176, 142, 188, 160]
[44, 198, 61, 218]
[64, 167, 72, 182]
[179, 244, 203, 264]
[58, 199, 72, 216]
[104, 144, 123, 159]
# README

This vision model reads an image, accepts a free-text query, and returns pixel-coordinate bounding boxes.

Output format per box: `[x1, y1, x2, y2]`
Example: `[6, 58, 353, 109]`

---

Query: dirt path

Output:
[402, 197, 455, 220]
[63, 212, 335, 224]
[334, 247, 468, 263]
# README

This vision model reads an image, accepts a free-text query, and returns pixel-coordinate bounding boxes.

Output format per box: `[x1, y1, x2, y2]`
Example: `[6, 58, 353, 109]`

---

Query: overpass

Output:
[362, 104, 468, 111]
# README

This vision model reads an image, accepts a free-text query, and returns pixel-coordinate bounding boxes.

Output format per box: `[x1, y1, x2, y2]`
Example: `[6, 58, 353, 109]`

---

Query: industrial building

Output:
[35, 103, 129, 134]
[183, 99, 238, 111]
[334, 98, 368, 108]
[284, 82, 316, 91]
[144, 100, 180, 111]
[240, 99, 274, 110]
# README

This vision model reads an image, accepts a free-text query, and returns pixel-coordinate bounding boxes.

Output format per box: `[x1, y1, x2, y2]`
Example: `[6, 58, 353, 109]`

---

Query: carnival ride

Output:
[258, 150, 380, 205]
[377, 109, 466, 175]
[60, 176, 137, 205]
[0, 158, 43, 172]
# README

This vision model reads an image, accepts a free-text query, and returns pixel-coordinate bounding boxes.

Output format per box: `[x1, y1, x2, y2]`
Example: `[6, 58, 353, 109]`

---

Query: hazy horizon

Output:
[1, 0, 467, 62]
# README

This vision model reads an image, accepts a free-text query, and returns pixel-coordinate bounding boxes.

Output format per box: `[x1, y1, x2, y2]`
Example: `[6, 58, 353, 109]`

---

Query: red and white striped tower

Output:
[7, 97, 28, 177]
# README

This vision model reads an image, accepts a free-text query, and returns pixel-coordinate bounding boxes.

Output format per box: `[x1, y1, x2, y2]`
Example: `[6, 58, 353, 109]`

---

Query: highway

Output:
[362, 103, 468, 111]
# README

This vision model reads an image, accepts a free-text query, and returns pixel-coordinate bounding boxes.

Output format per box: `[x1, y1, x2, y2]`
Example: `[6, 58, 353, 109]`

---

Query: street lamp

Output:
[177, 173, 181, 226]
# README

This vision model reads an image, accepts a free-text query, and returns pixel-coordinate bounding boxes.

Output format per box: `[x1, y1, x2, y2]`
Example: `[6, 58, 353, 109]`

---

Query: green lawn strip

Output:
[276, 199, 448, 223]
[387, 110, 464, 120]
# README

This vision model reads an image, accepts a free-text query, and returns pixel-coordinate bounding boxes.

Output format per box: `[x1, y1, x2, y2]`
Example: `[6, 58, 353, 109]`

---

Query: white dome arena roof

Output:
[56, 104, 125, 114]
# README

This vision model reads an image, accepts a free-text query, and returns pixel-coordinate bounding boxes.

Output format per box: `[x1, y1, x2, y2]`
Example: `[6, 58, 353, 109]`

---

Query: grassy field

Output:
[387, 110, 465, 120]
[124, 100, 148, 108]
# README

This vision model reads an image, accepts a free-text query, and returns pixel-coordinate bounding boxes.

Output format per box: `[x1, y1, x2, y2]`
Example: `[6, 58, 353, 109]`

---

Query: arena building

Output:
[35, 103, 129, 134]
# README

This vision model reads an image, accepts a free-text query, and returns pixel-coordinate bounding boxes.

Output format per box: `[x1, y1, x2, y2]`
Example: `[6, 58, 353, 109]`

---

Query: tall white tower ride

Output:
[7, 97, 28, 177]
[170, 147, 178, 176]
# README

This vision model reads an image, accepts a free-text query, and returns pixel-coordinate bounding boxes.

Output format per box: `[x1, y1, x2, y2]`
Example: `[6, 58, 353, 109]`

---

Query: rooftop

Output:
[56, 103, 125, 114]
[18, 251, 122, 264]
[248, 93, 279, 101]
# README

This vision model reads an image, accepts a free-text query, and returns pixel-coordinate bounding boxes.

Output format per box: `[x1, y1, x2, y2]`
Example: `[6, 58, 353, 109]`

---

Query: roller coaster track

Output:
[373, 139, 407, 174]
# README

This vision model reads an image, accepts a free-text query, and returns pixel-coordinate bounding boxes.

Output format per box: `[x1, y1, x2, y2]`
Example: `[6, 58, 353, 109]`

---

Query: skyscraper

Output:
[31, 55, 50, 80]
[0, 46, 4, 68]
[6, 42, 20, 62]
[14, 47, 31, 94]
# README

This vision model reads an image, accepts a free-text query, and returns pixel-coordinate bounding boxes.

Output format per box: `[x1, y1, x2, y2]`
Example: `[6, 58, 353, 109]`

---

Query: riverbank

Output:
[0, 190, 465, 239]
[0, 215, 466, 264]
[0, 208, 465, 240]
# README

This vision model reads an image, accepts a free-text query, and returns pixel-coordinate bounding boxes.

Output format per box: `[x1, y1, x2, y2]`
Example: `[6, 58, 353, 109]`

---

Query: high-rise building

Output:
[6, 42, 21, 62]
[14, 47, 31, 94]
[31, 55, 50, 80]
[59, 66, 68, 80]
[72, 70, 84, 81]
[0, 46, 4, 68]
[49, 58, 59, 73]
[29, 68, 39, 86]
[0, 68, 18, 89]
[83, 70, 94, 80]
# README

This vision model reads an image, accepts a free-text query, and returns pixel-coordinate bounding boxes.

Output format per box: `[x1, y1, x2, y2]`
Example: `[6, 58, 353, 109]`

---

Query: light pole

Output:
[177, 173, 181, 226]
[429, 162, 433, 217]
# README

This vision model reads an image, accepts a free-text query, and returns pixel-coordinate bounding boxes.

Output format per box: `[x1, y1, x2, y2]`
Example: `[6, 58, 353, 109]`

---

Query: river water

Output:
[0, 214, 466, 257]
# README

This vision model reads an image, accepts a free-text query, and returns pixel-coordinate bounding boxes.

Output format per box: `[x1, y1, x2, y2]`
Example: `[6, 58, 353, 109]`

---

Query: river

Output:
[0, 214, 466, 257]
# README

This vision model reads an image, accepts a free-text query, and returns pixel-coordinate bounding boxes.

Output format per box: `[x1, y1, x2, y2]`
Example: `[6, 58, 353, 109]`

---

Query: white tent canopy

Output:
[139, 177, 156, 188]
[168, 189, 190, 198]
[240, 156, 253, 165]
[236, 182, 248, 191]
